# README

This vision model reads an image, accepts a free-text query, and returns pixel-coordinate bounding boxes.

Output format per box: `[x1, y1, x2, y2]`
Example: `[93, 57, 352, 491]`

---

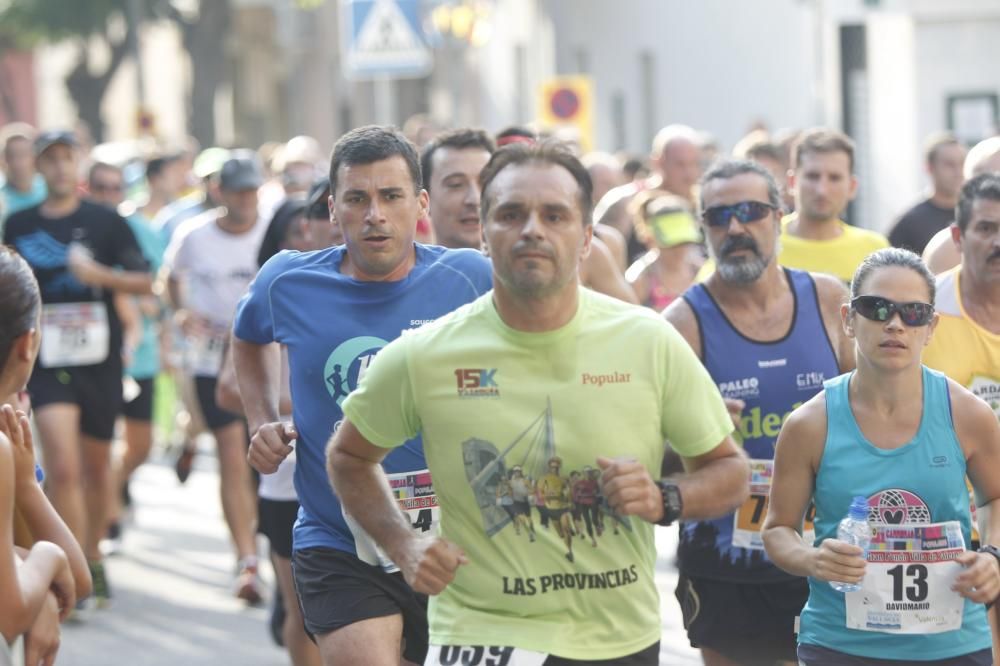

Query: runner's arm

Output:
[762, 395, 865, 584]
[581, 237, 638, 304]
[954, 381, 1000, 543]
[67, 248, 153, 295]
[231, 338, 283, 434]
[328, 420, 467, 595]
[673, 436, 749, 520]
[327, 420, 411, 553]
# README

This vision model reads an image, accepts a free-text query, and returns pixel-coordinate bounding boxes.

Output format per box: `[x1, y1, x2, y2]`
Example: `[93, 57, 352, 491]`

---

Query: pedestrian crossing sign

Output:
[341, 0, 433, 81]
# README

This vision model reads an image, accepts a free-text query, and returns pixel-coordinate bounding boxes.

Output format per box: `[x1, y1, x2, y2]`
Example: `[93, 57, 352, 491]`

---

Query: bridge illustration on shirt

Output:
[462, 398, 631, 538]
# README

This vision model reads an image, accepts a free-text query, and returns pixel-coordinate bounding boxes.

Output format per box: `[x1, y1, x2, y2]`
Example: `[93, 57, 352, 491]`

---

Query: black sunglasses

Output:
[851, 295, 935, 327]
[702, 201, 777, 228]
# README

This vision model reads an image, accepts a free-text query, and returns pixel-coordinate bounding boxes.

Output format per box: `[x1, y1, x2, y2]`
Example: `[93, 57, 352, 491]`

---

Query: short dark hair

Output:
[700, 159, 783, 211]
[956, 172, 1000, 233]
[257, 195, 307, 268]
[420, 128, 495, 192]
[0, 246, 40, 367]
[328, 125, 421, 197]
[792, 128, 856, 173]
[88, 161, 121, 186]
[850, 247, 935, 305]
[479, 141, 593, 224]
[924, 132, 962, 165]
[146, 154, 179, 181]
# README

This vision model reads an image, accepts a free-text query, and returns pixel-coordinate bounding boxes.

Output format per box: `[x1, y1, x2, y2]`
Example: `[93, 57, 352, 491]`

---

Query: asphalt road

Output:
[55, 447, 700, 665]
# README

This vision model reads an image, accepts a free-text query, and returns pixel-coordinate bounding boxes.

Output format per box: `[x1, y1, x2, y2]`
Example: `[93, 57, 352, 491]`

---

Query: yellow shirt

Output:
[777, 214, 889, 284]
[695, 215, 889, 284]
[923, 268, 1000, 417]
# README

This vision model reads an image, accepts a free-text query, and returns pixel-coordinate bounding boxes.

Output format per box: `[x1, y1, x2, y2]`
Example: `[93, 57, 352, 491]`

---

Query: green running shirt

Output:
[343, 287, 733, 660]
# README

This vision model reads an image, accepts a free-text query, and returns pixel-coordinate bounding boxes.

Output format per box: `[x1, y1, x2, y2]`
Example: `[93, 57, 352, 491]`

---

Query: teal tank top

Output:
[798, 366, 990, 660]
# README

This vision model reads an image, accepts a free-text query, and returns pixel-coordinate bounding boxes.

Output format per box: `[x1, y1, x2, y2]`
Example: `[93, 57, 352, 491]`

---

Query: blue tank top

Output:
[798, 366, 990, 660]
[678, 268, 840, 582]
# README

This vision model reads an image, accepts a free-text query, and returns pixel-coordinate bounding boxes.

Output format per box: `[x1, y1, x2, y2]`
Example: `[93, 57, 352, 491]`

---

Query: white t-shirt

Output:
[163, 210, 266, 376]
[163, 210, 266, 329]
[258, 436, 298, 501]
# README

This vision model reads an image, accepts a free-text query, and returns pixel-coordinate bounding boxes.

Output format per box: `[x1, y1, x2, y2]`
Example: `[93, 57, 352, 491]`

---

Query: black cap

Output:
[219, 151, 264, 191]
[34, 130, 77, 156]
[305, 176, 331, 218]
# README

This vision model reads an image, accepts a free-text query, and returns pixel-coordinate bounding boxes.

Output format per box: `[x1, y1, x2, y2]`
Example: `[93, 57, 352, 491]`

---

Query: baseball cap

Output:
[219, 152, 264, 191]
[193, 147, 230, 179]
[648, 210, 700, 248]
[34, 130, 77, 156]
[306, 176, 331, 218]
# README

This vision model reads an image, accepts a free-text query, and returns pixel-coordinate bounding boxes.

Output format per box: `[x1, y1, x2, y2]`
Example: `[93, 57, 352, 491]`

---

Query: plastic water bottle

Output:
[829, 495, 871, 593]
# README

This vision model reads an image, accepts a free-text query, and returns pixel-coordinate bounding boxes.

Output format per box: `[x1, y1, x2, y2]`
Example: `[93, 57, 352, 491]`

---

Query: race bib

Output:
[40, 302, 110, 367]
[425, 645, 546, 666]
[185, 329, 228, 376]
[732, 459, 815, 549]
[343, 469, 440, 573]
[845, 521, 965, 634]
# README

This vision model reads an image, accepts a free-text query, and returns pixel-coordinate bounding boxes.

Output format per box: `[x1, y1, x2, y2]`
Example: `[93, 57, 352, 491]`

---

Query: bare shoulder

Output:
[778, 391, 829, 457]
[662, 296, 700, 357]
[810, 272, 850, 311]
[947, 377, 1000, 454]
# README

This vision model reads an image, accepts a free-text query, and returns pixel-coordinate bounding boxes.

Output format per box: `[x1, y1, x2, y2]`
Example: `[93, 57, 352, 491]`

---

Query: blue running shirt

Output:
[679, 269, 840, 582]
[233, 243, 492, 556]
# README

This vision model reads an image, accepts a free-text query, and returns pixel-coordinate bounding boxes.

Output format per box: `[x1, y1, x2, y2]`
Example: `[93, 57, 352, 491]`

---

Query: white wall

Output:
[542, 0, 821, 154]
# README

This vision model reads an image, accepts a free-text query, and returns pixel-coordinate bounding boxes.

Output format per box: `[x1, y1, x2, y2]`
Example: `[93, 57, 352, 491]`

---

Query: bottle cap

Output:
[848, 495, 869, 519]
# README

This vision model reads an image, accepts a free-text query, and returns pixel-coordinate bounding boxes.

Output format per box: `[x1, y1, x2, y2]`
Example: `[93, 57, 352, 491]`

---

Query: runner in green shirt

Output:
[330, 141, 749, 665]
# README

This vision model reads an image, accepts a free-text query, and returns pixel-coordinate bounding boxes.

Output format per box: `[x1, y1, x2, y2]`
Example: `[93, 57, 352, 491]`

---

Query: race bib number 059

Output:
[425, 645, 546, 666]
[845, 521, 965, 634]
[343, 469, 440, 573]
[732, 459, 815, 549]
[40, 302, 110, 367]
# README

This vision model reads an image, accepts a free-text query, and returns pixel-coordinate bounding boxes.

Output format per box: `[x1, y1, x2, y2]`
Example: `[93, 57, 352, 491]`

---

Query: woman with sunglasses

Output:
[762, 247, 1000, 665]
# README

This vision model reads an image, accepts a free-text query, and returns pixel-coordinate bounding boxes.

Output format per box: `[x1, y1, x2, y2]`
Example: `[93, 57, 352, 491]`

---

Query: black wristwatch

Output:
[978, 545, 1000, 609]
[655, 480, 683, 526]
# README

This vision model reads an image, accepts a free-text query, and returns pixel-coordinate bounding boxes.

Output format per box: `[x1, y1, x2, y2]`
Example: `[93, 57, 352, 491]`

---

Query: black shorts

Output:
[675, 573, 807, 664]
[258, 498, 298, 559]
[121, 377, 155, 422]
[292, 546, 428, 664]
[798, 644, 993, 666]
[194, 375, 241, 430]
[543, 641, 659, 665]
[28, 362, 122, 440]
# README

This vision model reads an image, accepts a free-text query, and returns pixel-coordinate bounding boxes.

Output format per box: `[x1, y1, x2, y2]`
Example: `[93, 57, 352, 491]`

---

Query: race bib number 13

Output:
[845, 521, 965, 634]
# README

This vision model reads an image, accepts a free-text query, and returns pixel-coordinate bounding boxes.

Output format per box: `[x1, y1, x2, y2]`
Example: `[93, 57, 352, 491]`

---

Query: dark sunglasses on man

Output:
[702, 200, 777, 228]
[851, 295, 935, 327]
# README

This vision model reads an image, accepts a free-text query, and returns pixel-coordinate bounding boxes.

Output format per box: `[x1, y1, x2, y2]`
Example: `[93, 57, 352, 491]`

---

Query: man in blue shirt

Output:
[232, 125, 492, 666]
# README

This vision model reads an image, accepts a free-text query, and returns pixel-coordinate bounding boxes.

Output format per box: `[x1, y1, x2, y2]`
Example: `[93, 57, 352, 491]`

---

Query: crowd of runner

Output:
[0, 111, 999, 666]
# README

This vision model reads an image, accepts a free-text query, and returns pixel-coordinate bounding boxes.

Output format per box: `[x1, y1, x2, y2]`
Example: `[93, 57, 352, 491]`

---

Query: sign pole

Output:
[373, 75, 395, 125]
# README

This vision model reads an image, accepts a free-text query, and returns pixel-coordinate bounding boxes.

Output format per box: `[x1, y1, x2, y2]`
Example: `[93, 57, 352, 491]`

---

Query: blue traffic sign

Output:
[340, 0, 433, 80]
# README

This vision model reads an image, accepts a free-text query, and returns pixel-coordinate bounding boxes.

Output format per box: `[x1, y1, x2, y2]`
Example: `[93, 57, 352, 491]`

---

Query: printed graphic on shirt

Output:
[13, 230, 89, 297]
[968, 376, 1000, 417]
[866, 489, 931, 526]
[462, 398, 631, 565]
[323, 335, 388, 406]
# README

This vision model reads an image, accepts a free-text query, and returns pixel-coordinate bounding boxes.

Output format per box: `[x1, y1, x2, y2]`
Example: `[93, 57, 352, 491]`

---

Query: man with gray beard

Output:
[664, 160, 855, 665]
